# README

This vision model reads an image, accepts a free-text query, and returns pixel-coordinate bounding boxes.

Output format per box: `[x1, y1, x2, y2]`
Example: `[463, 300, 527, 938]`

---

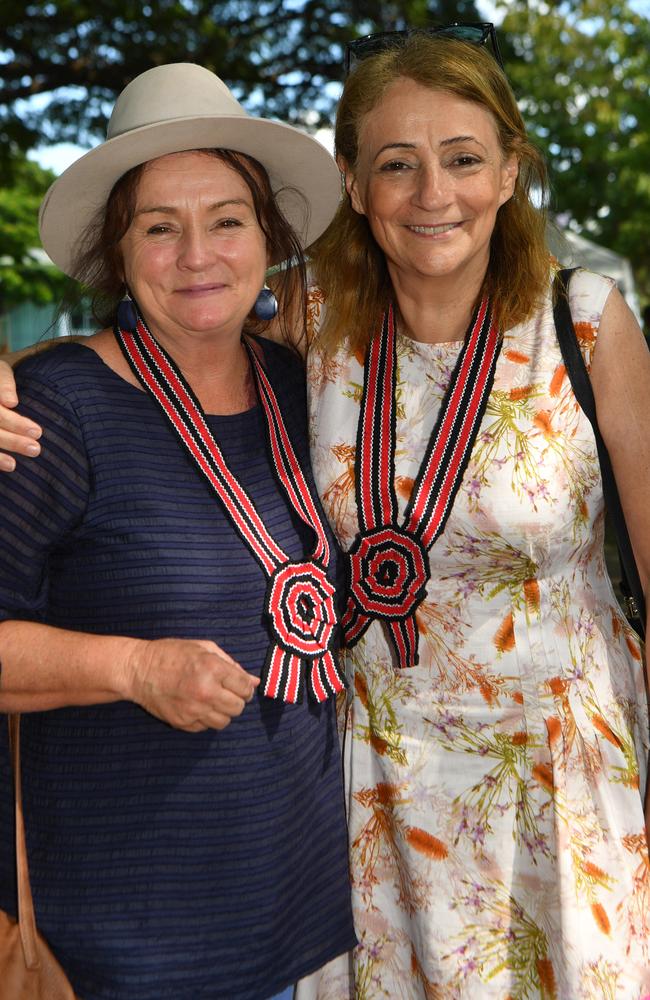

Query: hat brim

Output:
[39, 115, 342, 279]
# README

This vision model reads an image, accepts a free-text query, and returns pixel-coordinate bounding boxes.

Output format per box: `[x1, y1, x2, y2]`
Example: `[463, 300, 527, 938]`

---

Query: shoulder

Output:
[254, 335, 305, 383]
[15, 341, 98, 396]
[14, 341, 113, 441]
[565, 268, 615, 324]
[522, 268, 617, 368]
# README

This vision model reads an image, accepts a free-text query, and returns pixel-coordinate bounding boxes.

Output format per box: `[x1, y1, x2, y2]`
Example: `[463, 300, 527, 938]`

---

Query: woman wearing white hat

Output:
[0, 64, 355, 1000]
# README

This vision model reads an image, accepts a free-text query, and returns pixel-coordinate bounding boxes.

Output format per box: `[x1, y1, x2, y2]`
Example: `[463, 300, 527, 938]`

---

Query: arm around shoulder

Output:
[0, 336, 87, 468]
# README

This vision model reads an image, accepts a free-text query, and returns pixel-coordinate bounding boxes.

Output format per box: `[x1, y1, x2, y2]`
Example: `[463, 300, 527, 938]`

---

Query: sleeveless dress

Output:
[0, 338, 355, 1000]
[303, 270, 650, 999]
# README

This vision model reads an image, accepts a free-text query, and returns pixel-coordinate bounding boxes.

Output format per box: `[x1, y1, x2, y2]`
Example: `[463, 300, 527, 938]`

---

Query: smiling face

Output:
[343, 79, 518, 293]
[119, 150, 268, 347]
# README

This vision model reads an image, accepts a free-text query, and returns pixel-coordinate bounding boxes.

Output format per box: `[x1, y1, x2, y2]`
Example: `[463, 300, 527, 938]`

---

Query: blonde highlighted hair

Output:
[311, 34, 550, 354]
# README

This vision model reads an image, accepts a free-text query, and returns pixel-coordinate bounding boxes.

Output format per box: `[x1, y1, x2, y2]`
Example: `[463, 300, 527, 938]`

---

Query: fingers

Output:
[0, 411, 43, 471]
[0, 429, 42, 470]
[221, 661, 260, 702]
[0, 369, 18, 407]
[129, 638, 260, 732]
[0, 402, 42, 437]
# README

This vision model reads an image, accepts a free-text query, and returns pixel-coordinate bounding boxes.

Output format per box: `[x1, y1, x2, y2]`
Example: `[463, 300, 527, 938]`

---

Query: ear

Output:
[337, 154, 366, 217]
[499, 154, 519, 207]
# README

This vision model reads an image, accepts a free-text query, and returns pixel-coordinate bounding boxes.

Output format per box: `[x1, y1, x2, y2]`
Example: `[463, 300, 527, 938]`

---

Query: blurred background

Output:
[1, 0, 649, 349]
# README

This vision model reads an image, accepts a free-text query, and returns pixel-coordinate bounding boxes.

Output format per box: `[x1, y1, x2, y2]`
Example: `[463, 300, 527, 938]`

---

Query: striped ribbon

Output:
[115, 316, 346, 704]
[343, 298, 501, 666]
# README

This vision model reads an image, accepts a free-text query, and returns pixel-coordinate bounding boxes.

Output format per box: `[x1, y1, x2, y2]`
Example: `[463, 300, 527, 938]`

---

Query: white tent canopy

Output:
[546, 224, 641, 322]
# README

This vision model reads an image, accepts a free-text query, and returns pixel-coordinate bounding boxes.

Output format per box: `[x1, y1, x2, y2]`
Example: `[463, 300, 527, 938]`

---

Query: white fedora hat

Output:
[39, 63, 341, 279]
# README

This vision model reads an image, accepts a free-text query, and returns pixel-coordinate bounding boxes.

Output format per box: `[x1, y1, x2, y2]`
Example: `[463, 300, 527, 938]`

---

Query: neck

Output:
[145, 322, 256, 416]
[389, 265, 487, 345]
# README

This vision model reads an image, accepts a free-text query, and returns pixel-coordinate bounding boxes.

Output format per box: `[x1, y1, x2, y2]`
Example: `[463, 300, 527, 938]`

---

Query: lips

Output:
[175, 283, 226, 294]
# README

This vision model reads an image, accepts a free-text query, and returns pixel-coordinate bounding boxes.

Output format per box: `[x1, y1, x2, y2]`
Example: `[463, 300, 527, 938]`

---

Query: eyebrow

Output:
[372, 135, 486, 162]
[134, 198, 250, 215]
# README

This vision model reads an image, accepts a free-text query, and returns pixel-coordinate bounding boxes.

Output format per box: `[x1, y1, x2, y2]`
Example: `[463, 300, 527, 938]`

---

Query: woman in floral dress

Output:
[300, 32, 650, 1000]
[1, 31, 650, 1000]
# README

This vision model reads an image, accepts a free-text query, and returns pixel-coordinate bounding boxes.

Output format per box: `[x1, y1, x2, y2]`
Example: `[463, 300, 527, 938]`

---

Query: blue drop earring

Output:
[253, 284, 278, 322]
[117, 289, 138, 333]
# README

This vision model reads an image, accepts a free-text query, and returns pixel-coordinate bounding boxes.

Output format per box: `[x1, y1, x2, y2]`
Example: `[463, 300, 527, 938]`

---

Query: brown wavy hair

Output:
[310, 34, 550, 354]
[71, 148, 307, 348]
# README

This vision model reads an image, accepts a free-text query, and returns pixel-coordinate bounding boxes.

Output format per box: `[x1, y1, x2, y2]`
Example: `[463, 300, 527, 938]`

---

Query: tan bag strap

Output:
[8, 714, 41, 970]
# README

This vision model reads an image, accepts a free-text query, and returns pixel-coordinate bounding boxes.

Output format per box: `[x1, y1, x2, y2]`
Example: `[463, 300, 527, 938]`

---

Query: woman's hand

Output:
[0, 359, 42, 470]
[125, 637, 260, 731]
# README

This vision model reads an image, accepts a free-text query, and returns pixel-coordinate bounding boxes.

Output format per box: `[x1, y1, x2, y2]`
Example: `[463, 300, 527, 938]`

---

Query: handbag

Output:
[0, 714, 77, 999]
[552, 268, 646, 638]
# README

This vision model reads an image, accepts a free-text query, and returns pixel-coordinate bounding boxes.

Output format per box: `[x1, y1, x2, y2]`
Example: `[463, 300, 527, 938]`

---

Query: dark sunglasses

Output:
[344, 22, 504, 76]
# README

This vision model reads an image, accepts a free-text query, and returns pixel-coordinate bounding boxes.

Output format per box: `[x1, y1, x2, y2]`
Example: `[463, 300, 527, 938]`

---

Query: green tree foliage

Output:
[0, 0, 481, 307]
[2, 0, 649, 302]
[0, 0, 481, 156]
[498, 0, 650, 300]
[0, 154, 70, 308]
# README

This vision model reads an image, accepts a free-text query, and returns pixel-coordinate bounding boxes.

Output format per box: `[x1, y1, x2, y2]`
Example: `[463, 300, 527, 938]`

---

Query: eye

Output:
[217, 217, 243, 228]
[379, 159, 413, 173]
[146, 223, 173, 235]
[451, 154, 482, 168]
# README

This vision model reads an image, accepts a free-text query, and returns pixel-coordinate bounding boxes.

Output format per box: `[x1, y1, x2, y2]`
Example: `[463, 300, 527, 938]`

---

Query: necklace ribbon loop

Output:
[343, 299, 500, 667]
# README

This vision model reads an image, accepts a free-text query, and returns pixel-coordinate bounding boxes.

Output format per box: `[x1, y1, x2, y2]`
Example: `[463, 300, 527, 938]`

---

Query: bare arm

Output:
[0, 620, 258, 731]
[589, 287, 650, 833]
[590, 287, 650, 623]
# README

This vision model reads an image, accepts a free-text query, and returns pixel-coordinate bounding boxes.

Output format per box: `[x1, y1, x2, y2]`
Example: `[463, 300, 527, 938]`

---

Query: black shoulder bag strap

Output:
[552, 267, 645, 638]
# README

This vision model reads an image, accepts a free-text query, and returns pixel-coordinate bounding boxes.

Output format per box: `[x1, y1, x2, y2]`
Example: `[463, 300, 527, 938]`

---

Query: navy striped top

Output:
[0, 339, 355, 1000]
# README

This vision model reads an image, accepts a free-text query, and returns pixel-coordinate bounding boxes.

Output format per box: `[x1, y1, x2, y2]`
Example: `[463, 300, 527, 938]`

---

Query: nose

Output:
[413, 162, 451, 211]
[177, 225, 214, 271]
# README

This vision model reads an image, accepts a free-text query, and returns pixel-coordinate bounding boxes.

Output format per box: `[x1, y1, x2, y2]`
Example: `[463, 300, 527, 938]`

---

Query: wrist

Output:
[116, 636, 150, 702]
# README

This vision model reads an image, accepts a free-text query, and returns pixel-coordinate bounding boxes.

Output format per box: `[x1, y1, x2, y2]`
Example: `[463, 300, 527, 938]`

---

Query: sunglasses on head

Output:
[344, 22, 504, 76]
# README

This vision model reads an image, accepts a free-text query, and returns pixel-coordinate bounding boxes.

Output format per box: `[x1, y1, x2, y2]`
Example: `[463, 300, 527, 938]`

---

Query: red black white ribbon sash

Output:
[343, 298, 501, 667]
[115, 316, 346, 704]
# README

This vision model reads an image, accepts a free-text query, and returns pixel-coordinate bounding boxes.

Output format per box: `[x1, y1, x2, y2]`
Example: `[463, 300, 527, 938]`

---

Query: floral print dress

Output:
[302, 269, 650, 1000]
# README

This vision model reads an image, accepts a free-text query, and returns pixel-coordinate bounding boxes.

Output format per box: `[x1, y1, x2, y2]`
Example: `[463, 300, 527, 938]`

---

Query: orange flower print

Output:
[406, 827, 449, 860]
[354, 671, 369, 709]
[532, 763, 554, 792]
[549, 363, 566, 397]
[536, 957, 557, 998]
[592, 714, 624, 749]
[396, 476, 415, 501]
[494, 612, 515, 653]
[534, 409, 555, 438]
[574, 321, 596, 348]
[546, 717, 562, 746]
[524, 577, 540, 615]
[375, 782, 402, 807]
[479, 681, 497, 705]
[591, 901, 611, 934]
[353, 343, 366, 367]
[581, 860, 609, 882]
[504, 348, 530, 364]
[625, 634, 642, 660]
[369, 730, 391, 756]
